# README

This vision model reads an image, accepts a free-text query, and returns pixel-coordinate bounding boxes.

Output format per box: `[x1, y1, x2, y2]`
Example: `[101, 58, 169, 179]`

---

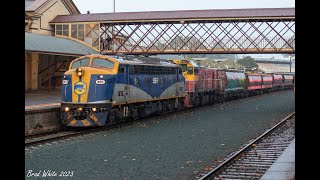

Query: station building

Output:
[25, 0, 128, 92]
[25, 0, 83, 91]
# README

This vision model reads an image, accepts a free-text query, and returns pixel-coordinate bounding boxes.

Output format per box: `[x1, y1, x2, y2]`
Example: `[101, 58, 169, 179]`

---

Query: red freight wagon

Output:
[282, 74, 294, 89]
[261, 74, 273, 90]
[272, 74, 284, 90]
[198, 67, 215, 92]
[211, 68, 227, 94]
[246, 73, 262, 91]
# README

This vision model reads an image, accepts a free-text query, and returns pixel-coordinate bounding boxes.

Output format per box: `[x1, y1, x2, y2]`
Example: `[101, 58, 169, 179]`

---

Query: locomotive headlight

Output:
[76, 67, 84, 76]
[78, 107, 83, 111]
[99, 75, 103, 78]
[64, 107, 70, 112]
[92, 107, 97, 112]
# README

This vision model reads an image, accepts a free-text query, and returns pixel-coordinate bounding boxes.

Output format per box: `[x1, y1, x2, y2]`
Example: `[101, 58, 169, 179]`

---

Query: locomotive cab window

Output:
[181, 64, 187, 72]
[187, 67, 193, 75]
[92, 58, 114, 68]
[71, 58, 90, 69]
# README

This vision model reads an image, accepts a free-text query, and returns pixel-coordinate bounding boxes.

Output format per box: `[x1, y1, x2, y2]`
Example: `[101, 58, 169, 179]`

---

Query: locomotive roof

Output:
[188, 60, 200, 67]
[111, 55, 180, 67]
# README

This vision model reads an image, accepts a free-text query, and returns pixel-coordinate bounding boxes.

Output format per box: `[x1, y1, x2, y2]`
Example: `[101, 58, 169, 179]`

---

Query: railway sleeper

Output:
[255, 144, 290, 148]
[234, 163, 273, 168]
[258, 143, 290, 147]
[258, 142, 291, 145]
[217, 174, 261, 179]
[238, 154, 279, 159]
[242, 152, 281, 156]
[221, 171, 264, 176]
[238, 159, 275, 163]
[224, 168, 268, 173]
[244, 156, 279, 160]
[255, 146, 286, 150]
[238, 159, 272, 164]
[224, 166, 268, 172]
[247, 152, 282, 156]
[253, 149, 285, 153]
[230, 163, 273, 169]
[240, 157, 279, 161]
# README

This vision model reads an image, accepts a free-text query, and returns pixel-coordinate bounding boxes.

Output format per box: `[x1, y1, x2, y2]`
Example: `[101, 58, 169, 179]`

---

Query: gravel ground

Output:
[25, 90, 294, 180]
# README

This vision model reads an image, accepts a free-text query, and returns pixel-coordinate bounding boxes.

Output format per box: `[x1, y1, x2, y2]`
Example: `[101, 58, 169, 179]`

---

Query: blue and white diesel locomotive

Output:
[61, 54, 185, 127]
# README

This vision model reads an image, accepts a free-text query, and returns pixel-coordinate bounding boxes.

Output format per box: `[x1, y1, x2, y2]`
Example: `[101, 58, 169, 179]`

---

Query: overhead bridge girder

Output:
[100, 19, 294, 54]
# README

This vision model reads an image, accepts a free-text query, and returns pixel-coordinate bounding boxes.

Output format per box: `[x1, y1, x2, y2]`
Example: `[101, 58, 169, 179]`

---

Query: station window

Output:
[77, 24, 84, 41]
[92, 58, 114, 68]
[63, 25, 69, 36]
[71, 24, 77, 39]
[56, 24, 69, 36]
[56, 25, 62, 35]
[57, 23, 99, 50]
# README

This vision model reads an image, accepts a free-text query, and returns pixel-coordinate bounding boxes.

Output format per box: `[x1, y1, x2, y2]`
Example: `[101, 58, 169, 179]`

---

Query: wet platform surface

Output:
[25, 90, 61, 110]
[260, 138, 295, 180]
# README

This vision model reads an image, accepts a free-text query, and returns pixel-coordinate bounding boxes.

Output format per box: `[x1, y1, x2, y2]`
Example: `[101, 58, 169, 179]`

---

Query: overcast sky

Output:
[73, 0, 295, 14]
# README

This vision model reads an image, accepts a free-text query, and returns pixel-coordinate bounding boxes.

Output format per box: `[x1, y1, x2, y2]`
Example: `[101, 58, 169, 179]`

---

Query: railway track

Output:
[25, 110, 183, 147]
[25, 128, 102, 147]
[197, 112, 295, 180]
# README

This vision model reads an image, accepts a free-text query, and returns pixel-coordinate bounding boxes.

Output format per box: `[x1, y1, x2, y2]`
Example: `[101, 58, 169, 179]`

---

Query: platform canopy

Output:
[25, 32, 98, 56]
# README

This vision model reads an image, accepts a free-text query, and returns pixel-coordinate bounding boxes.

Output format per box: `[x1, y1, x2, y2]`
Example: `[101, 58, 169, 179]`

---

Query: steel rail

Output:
[198, 111, 295, 180]
[25, 127, 103, 147]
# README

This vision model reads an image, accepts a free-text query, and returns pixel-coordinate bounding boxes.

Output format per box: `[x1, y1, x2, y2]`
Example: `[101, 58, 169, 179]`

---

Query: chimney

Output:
[87, 11, 90, 14]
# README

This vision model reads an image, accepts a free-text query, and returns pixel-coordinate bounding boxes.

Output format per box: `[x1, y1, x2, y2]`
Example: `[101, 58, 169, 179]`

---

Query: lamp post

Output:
[289, 54, 292, 73]
[111, 0, 115, 51]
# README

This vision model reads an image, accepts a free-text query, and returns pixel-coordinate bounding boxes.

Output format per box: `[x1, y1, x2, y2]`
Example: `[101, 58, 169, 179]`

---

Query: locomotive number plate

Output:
[96, 80, 105, 84]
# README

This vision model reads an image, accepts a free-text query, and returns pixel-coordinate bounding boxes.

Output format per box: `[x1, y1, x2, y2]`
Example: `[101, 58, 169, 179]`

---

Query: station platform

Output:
[25, 90, 62, 135]
[25, 90, 61, 111]
[260, 138, 295, 180]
